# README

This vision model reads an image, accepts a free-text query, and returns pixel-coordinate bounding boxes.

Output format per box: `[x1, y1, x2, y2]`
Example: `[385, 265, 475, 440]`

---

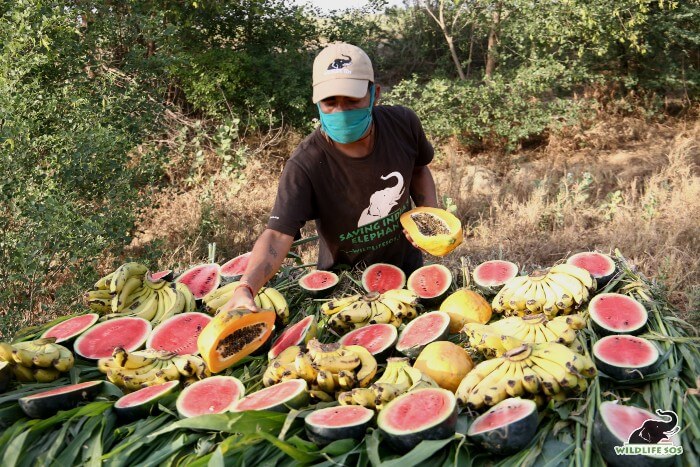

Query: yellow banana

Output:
[465, 360, 511, 409]
[531, 355, 577, 389]
[115, 276, 145, 311]
[525, 283, 545, 314]
[309, 389, 335, 402]
[118, 349, 157, 370]
[508, 279, 536, 313]
[52, 345, 74, 372]
[337, 369, 357, 390]
[505, 361, 525, 397]
[257, 288, 274, 311]
[0, 342, 13, 362]
[11, 342, 39, 367]
[481, 363, 512, 407]
[262, 363, 281, 387]
[520, 364, 541, 394]
[12, 364, 36, 382]
[294, 352, 318, 382]
[344, 345, 377, 387]
[110, 262, 148, 294]
[540, 281, 559, 316]
[547, 272, 588, 306]
[260, 287, 289, 322]
[380, 289, 419, 306]
[94, 271, 115, 290]
[87, 298, 112, 314]
[175, 282, 197, 313]
[377, 297, 408, 320]
[528, 363, 560, 396]
[274, 345, 303, 364]
[350, 387, 377, 409]
[542, 277, 574, 310]
[86, 289, 113, 301]
[337, 301, 372, 324]
[316, 369, 335, 393]
[493, 275, 530, 312]
[321, 294, 362, 315]
[30, 340, 61, 368]
[550, 264, 596, 291]
[157, 287, 186, 324]
[313, 350, 361, 373]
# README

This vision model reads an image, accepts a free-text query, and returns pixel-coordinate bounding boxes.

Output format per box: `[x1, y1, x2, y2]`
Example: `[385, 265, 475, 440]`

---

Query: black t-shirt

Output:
[267, 105, 434, 276]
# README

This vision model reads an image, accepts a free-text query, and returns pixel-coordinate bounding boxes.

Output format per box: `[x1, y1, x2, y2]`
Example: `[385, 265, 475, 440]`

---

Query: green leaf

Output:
[256, 431, 319, 463]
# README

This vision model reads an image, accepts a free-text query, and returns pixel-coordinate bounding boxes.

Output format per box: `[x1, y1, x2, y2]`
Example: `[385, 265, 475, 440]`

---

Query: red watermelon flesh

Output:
[146, 312, 212, 355]
[22, 381, 102, 400]
[600, 402, 661, 442]
[268, 316, 316, 359]
[382, 388, 454, 432]
[220, 252, 252, 278]
[593, 335, 658, 367]
[41, 313, 99, 343]
[338, 324, 397, 355]
[176, 376, 244, 418]
[175, 263, 221, 299]
[396, 311, 450, 349]
[299, 271, 338, 289]
[567, 252, 615, 279]
[149, 270, 173, 281]
[362, 263, 406, 293]
[407, 264, 452, 299]
[234, 379, 305, 411]
[472, 260, 519, 287]
[115, 380, 179, 408]
[589, 293, 647, 332]
[74, 317, 151, 359]
[306, 405, 374, 427]
[469, 399, 534, 433]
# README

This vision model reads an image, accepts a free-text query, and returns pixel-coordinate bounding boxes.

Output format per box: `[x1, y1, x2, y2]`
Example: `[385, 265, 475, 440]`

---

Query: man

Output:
[225, 42, 438, 311]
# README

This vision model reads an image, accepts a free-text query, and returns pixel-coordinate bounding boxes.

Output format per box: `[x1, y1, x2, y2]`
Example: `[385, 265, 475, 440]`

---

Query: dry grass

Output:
[131, 113, 699, 324]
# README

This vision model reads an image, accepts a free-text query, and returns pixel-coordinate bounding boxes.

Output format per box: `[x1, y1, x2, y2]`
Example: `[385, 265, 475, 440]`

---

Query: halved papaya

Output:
[197, 308, 276, 373]
[399, 207, 462, 257]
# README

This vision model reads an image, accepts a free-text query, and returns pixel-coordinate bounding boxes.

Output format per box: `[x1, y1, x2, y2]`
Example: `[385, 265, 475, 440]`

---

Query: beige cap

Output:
[312, 42, 374, 103]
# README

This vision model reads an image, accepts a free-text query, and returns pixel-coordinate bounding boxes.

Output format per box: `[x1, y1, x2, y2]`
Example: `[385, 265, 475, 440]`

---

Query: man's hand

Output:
[403, 228, 429, 255]
[219, 285, 258, 313]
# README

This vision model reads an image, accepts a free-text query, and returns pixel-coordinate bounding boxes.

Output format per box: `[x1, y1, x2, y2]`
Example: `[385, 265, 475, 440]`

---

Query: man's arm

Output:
[221, 228, 295, 312]
[409, 165, 438, 208]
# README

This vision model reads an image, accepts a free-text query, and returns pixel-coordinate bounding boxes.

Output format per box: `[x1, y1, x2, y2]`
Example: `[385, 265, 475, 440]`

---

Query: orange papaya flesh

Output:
[197, 308, 275, 373]
[400, 207, 463, 257]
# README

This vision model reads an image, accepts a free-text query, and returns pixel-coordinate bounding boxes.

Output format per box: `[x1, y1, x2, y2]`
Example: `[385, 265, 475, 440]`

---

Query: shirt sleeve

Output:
[407, 107, 434, 167]
[266, 158, 316, 236]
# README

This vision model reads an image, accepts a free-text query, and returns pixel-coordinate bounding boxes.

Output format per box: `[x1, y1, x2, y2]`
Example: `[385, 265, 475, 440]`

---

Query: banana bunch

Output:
[338, 357, 438, 410]
[261, 339, 377, 402]
[321, 289, 419, 334]
[87, 263, 196, 325]
[202, 282, 289, 323]
[464, 313, 587, 357]
[98, 347, 209, 392]
[0, 338, 74, 383]
[456, 341, 597, 410]
[491, 264, 596, 318]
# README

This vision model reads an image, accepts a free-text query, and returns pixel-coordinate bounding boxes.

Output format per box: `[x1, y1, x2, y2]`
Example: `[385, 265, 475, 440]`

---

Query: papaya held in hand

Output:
[399, 207, 463, 257]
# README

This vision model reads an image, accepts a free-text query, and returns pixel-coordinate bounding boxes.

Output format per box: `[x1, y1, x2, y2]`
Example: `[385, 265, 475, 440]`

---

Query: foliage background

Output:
[1, 0, 698, 338]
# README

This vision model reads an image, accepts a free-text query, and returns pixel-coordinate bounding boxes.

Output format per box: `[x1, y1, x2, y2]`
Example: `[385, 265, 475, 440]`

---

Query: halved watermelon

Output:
[593, 335, 660, 381]
[41, 313, 99, 343]
[361, 263, 406, 293]
[594, 401, 680, 467]
[268, 315, 317, 360]
[18, 381, 103, 418]
[146, 312, 212, 355]
[220, 252, 252, 280]
[338, 323, 398, 360]
[472, 260, 519, 294]
[305, 405, 375, 446]
[298, 270, 339, 298]
[395, 311, 450, 358]
[406, 264, 452, 304]
[175, 263, 221, 300]
[74, 317, 151, 359]
[589, 293, 648, 335]
[566, 252, 617, 288]
[377, 387, 458, 453]
[467, 397, 538, 455]
[114, 380, 179, 421]
[232, 379, 308, 413]
[175, 376, 245, 418]
[149, 269, 174, 281]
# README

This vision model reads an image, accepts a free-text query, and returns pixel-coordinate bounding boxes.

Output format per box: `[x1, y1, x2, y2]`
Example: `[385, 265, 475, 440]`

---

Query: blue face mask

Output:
[317, 84, 375, 144]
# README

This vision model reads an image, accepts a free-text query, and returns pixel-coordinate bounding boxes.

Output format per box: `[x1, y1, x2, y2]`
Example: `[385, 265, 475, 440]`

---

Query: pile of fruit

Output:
[0, 248, 697, 466]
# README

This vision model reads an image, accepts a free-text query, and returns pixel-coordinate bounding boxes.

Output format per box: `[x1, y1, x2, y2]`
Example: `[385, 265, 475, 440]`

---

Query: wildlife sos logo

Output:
[615, 409, 683, 458]
[325, 54, 353, 75]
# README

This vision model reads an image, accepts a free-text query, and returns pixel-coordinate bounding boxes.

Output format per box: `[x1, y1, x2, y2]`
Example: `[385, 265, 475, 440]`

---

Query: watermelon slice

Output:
[338, 323, 398, 360]
[588, 293, 648, 335]
[566, 252, 617, 287]
[305, 405, 375, 446]
[149, 269, 174, 281]
[406, 264, 452, 304]
[74, 317, 151, 359]
[467, 397, 538, 455]
[361, 263, 406, 293]
[232, 379, 308, 413]
[593, 335, 660, 381]
[175, 263, 221, 300]
[377, 387, 458, 453]
[395, 311, 450, 358]
[268, 315, 317, 360]
[175, 376, 245, 418]
[41, 313, 99, 343]
[114, 380, 179, 421]
[298, 270, 339, 298]
[472, 260, 519, 294]
[18, 381, 103, 418]
[146, 312, 212, 355]
[220, 252, 252, 280]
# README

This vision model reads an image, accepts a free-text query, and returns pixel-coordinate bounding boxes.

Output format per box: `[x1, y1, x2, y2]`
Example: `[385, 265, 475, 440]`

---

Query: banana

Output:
[94, 271, 115, 290]
[257, 288, 274, 311]
[157, 287, 186, 324]
[52, 345, 74, 372]
[375, 359, 402, 384]
[559, 313, 586, 330]
[344, 345, 377, 387]
[202, 281, 239, 301]
[316, 369, 336, 393]
[30, 340, 61, 368]
[309, 389, 335, 402]
[183, 355, 209, 379]
[373, 382, 406, 409]
[550, 264, 596, 291]
[143, 273, 169, 290]
[172, 356, 196, 378]
[11, 342, 39, 367]
[313, 350, 361, 373]
[377, 297, 408, 321]
[110, 262, 148, 294]
[156, 361, 182, 381]
[12, 364, 36, 382]
[337, 301, 372, 324]
[0, 342, 13, 362]
[294, 352, 318, 382]
[366, 300, 391, 324]
[540, 281, 559, 316]
[481, 363, 512, 407]
[274, 345, 303, 364]
[87, 298, 112, 314]
[531, 355, 577, 388]
[115, 276, 145, 311]
[260, 287, 289, 323]
[520, 364, 541, 394]
[403, 366, 438, 390]
[528, 363, 560, 396]
[465, 360, 511, 409]
[205, 290, 235, 313]
[151, 286, 173, 324]
[33, 367, 62, 383]
[505, 361, 525, 397]
[337, 369, 357, 390]
[542, 277, 575, 310]
[547, 272, 588, 306]
[85, 289, 113, 301]
[118, 349, 157, 370]
[321, 294, 362, 316]
[175, 282, 197, 313]
[327, 313, 351, 333]
[350, 387, 377, 409]
[493, 275, 530, 312]
[262, 363, 281, 387]
[489, 316, 525, 336]
[130, 288, 160, 321]
[508, 279, 536, 313]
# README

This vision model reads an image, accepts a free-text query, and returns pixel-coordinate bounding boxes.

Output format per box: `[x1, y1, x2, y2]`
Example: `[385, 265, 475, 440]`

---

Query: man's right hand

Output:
[219, 285, 258, 313]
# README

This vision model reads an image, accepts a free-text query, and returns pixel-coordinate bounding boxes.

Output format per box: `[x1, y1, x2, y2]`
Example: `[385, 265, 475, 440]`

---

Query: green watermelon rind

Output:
[18, 381, 103, 419]
[176, 376, 246, 418]
[592, 335, 660, 381]
[73, 317, 152, 360]
[566, 251, 618, 287]
[588, 293, 648, 335]
[395, 311, 451, 358]
[466, 397, 538, 455]
[232, 378, 309, 413]
[361, 263, 406, 294]
[298, 271, 340, 298]
[377, 387, 458, 453]
[593, 401, 679, 467]
[406, 264, 453, 305]
[114, 380, 180, 421]
[304, 405, 375, 446]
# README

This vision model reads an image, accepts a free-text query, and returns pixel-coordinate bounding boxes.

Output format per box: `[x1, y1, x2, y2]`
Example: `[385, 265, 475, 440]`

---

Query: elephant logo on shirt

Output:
[358, 172, 405, 227]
